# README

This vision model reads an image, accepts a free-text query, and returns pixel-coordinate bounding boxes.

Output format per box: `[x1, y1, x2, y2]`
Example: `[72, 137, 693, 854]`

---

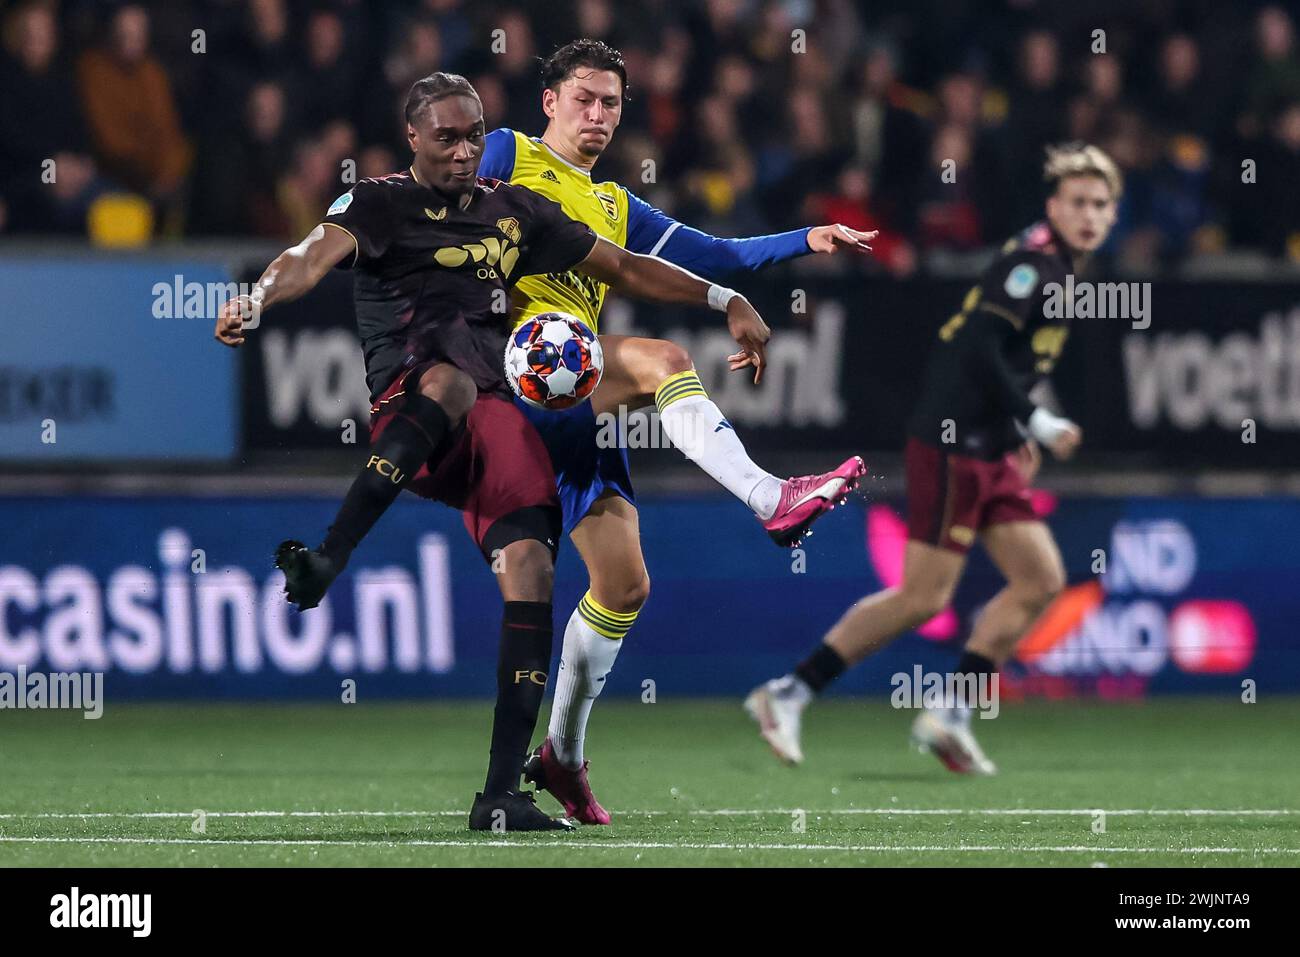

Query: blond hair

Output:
[1044, 142, 1123, 200]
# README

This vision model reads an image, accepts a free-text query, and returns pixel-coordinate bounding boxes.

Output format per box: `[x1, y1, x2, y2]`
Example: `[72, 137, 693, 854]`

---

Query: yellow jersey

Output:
[478, 127, 815, 333]
[481, 129, 627, 332]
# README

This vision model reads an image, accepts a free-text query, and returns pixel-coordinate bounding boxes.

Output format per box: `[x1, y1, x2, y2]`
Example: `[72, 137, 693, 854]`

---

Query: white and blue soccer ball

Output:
[504, 312, 603, 410]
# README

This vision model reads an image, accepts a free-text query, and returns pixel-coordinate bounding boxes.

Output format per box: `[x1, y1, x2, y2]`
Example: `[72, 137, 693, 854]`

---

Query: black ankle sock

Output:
[321, 394, 451, 566]
[794, 643, 847, 694]
[484, 601, 554, 797]
[955, 650, 996, 677]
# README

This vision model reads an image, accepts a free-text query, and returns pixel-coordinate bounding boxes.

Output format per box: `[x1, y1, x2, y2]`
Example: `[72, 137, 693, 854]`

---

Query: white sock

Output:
[772, 673, 813, 708]
[655, 371, 781, 519]
[547, 592, 637, 770]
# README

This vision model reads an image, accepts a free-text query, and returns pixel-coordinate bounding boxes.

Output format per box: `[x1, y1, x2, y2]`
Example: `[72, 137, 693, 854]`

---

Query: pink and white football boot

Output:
[522, 738, 612, 825]
[762, 456, 867, 547]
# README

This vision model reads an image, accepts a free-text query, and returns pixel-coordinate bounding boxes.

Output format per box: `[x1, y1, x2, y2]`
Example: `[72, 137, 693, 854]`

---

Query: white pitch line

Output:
[0, 807, 1295, 820]
[695, 808, 1300, 817]
[0, 836, 1296, 855]
[0, 811, 441, 820]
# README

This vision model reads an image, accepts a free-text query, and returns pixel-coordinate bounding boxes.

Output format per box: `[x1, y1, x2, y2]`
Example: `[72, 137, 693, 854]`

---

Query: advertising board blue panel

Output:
[0, 260, 237, 462]
[0, 494, 1293, 699]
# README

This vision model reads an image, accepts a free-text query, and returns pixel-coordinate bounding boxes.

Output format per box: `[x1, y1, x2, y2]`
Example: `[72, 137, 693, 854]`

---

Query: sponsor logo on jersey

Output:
[425, 206, 447, 221]
[1031, 326, 1070, 372]
[541, 169, 561, 184]
[432, 236, 520, 279]
[948, 525, 975, 546]
[327, 192, 353, 216]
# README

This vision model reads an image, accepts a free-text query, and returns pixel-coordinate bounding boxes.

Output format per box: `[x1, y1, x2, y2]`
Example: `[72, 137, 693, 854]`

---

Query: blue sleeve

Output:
[479, 128, 516, 181]
[623, 188, 812, 279]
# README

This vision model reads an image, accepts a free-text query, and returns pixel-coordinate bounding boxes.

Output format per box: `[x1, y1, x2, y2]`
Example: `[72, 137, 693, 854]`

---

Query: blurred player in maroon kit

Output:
[214, 73, 781, 830]
[747, 144, 1122, 773]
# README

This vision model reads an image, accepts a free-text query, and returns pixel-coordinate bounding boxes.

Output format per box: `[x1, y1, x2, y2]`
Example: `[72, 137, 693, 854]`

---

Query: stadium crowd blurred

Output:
[3, 0, 1300, 273]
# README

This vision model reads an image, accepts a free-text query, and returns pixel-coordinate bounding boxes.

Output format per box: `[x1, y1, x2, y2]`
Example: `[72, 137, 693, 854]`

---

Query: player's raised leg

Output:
[746, 541, 965, 764]
[595, 335, 865, 546]
[276, 362, 476, 610]
[524, 490, 643, 824]
[912, 520, 1064, 775]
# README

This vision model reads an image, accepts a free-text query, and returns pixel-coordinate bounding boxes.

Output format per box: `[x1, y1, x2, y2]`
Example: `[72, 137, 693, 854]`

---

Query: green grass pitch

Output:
[1, 697, 1296, 867]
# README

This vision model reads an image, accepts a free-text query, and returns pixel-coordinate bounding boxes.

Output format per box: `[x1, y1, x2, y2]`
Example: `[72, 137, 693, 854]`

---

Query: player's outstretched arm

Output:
[213, 224, 357, 348]
[575, 236, 770, 382]
[623, 190, 876, 276]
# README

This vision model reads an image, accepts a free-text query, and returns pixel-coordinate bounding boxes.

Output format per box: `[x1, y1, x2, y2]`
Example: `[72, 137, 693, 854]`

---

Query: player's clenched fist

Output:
[214, 296, 254, 347]
[725, 296, 770, 384]
[1028, 407, 1082, 461]
[1050, 423, 1083, 461]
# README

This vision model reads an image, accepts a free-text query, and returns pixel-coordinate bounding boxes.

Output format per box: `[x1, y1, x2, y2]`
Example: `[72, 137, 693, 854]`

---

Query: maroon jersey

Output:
[907, 221, 1076, 458]
[322, 170, 597, 401]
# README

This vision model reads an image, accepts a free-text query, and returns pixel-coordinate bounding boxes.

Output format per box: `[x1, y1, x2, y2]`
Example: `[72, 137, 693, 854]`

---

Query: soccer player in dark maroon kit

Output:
[746, 144, 1122, 773]
[214, 73, 777, 830]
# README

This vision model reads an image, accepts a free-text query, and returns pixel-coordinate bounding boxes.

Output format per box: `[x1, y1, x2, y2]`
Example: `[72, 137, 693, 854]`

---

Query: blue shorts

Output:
[516, 398, 635, 536]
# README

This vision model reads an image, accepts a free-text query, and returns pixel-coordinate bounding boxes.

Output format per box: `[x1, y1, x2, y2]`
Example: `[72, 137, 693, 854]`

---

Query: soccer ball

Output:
[504, 312, 603, 410]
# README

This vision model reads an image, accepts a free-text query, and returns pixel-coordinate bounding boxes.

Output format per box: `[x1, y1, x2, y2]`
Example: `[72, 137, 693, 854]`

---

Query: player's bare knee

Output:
[417, 365, 476, 423]
[912, 596, 951, 626]
[1034, 578, 1064, 612]
[497, 540, 554, 602]
[1014, 573, 1063, 615]
[592, 570, 649, 615]
[900, 583, 952, 626]
[621, 571, 651, 613]
[650, 340, 694, 386]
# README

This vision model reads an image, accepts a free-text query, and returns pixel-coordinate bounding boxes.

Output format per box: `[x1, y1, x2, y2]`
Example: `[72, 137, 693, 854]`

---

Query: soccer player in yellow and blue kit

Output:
[478, 40, 876, 823]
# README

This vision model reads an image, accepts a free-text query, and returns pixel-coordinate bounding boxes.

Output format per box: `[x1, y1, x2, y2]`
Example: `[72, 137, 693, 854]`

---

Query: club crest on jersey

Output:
[425, 206, 447, 221]
[496, 217, 521, 243]
[327, 192, 353, 216]
[1004, 263, 1038, 299]
[596, 191, 618, 221]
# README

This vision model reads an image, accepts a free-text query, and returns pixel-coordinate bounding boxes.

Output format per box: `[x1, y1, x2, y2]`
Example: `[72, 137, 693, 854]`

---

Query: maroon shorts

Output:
[904, 437, 1037, 554]
[369, 367, 560, 551]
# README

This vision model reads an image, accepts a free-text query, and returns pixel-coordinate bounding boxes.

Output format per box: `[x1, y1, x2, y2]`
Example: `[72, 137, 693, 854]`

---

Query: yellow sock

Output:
[577, 590, 640, 639]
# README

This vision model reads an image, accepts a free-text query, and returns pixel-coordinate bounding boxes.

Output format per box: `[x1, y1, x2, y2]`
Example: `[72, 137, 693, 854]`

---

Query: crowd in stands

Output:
[3, 0, 1300, 273]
